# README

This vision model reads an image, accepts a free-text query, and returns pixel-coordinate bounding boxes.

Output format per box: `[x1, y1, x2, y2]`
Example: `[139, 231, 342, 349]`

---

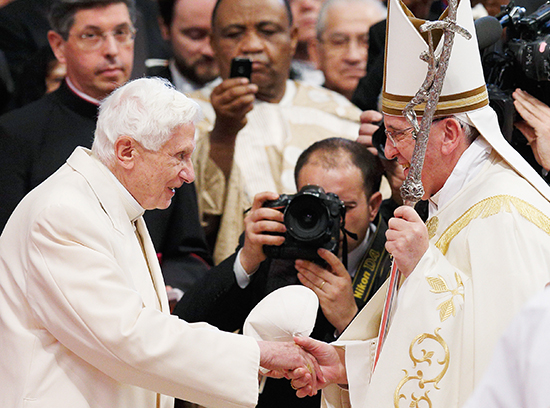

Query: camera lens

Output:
[285, 194, 329, 242]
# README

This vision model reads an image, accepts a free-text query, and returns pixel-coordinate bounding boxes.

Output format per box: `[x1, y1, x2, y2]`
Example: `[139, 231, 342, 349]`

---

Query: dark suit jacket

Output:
[0, 80, 212, 292]
[351, 20, 386, 111]
[0, 0, 170, 94]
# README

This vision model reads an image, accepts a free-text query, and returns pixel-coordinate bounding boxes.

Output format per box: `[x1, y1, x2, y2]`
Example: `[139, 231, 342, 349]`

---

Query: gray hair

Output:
[48, 0, 137, 40]
[316, 0, 386, 39]
[92, 77, 202, 166]
[453, 113, 480, 144]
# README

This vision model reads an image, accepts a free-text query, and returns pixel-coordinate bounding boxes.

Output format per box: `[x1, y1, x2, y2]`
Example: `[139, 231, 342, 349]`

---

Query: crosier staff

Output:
[373, 0, 472, 370]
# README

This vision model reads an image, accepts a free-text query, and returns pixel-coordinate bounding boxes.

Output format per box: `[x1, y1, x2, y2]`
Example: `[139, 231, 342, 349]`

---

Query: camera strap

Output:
[350, 214, 391, 308]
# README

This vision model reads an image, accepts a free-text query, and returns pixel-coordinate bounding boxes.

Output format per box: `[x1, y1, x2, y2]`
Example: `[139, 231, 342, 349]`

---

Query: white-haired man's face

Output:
[127, 123, 196, 210]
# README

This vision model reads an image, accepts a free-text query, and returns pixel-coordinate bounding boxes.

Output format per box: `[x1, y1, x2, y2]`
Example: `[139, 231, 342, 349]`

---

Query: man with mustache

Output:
[190, 0, 363, 263]
[152, 0, 219, 94]
[0, 0, 212, 301]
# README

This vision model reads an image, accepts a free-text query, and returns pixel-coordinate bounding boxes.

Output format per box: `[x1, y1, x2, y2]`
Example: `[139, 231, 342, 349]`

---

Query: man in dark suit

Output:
[175, 137, 391, 408]
[0, 0, 169, 112]
[0, 0, 211, 299]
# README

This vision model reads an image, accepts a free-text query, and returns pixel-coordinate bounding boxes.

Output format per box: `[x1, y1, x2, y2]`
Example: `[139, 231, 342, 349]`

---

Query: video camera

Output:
[262, 185, 346, 262]
[483, 1, 550, 152]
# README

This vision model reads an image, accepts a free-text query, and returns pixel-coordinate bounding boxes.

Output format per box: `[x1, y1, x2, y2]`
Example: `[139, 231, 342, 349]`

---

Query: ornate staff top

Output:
[400, 0, 471, 207]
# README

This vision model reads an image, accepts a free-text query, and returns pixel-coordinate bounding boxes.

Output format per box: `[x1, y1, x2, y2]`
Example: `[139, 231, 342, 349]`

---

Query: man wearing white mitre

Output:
[286, 0, 550, 407]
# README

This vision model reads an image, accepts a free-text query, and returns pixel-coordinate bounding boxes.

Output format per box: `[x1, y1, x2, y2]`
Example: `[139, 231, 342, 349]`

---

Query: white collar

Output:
[429, 137, 491, 218]
[94, 154, 144, 222]
[66, 77, 101, 106]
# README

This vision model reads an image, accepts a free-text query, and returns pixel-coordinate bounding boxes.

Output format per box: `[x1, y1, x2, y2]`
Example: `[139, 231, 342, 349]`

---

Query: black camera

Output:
[484, 1, 550, 148]
[262, 185, 346, 262]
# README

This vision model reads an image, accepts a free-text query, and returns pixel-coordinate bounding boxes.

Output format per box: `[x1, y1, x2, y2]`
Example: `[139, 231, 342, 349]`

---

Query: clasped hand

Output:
[259, 337, 347, 398]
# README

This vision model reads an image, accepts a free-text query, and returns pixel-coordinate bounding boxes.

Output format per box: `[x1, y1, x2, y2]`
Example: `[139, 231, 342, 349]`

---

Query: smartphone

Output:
[230, 57, 252, 79]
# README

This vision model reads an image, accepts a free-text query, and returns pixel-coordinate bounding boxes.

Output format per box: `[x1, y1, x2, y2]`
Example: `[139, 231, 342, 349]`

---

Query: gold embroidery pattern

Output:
[394, 328, 450, 408]
[435, 195, 550, 255]
[426, 216, 439, 240]
[427, 273, 465, 322]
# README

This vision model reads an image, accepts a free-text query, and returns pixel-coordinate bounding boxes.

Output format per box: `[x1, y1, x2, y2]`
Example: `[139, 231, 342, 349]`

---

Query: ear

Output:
[289, 25, 299, 57]
[440, 117, 464, 156]
[114, 136, 138, 170]
[48, 30, 67, 64]
[308, 38, 321, 69]
[158, 16, 171, 42]
[367, 191, 382, 223]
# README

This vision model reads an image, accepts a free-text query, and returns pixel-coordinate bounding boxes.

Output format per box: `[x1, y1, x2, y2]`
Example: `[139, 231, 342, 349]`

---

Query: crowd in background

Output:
[3, 0, 550, 407]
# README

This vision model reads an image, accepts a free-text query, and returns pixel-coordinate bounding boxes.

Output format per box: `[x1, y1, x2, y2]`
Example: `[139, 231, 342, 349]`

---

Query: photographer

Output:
[173, 137, 391, 408]
[513, 88, 550, 173]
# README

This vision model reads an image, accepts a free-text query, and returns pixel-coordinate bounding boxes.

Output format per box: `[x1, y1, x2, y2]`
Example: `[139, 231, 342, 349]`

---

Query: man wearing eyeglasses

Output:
[307, 0, 386, 101]
[284, 0, 550, 406]
[0, 0, 213, 304]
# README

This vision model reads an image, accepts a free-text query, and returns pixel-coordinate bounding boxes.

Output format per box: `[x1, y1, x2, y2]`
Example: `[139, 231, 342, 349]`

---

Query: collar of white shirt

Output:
[428, 136, 491, 218]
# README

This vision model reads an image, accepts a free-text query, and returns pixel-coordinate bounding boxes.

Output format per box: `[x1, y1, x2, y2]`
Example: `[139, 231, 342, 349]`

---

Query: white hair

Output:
[316, 0, 387, 38]
[92, 77, 202, 166]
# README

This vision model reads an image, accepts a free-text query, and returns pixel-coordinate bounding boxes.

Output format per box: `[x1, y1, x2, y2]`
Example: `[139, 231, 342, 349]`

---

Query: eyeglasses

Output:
[384, 126, 417, 147]
[320, 33, 369, 54]
[69, 26, 136, 51]
[384, 117, 451, 147]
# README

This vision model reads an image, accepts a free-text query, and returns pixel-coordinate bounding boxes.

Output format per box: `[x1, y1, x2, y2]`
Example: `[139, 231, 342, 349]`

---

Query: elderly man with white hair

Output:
[0, 77, 320, 408]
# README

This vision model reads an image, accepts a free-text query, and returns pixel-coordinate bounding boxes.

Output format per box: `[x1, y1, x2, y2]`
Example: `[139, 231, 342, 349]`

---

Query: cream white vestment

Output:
[0, 148, 261, 408]
[322, 143, 550, 408]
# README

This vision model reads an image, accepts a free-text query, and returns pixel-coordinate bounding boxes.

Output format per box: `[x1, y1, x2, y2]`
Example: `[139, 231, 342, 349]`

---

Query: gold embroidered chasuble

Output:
[323, 152, 550, 408]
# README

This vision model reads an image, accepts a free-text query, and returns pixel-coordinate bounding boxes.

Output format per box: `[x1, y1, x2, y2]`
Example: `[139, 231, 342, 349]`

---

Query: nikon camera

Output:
[262, 185, 346, 262]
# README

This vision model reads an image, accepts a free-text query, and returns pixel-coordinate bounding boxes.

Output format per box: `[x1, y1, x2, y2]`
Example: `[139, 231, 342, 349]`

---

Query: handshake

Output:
[257, 336, 346, 398]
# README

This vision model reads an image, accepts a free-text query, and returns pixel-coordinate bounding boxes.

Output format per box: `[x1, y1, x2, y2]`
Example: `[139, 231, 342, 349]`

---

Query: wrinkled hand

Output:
[258, 340, 323, 396]
[295, 249, 358, 334]
[210, 77, 258, 141]
[385, 206, 429, 277]
[287, 336, 347, 398]
[240, 191, 286, 273]
[513, 88, 550, 171]
[357, 110, 383, 156]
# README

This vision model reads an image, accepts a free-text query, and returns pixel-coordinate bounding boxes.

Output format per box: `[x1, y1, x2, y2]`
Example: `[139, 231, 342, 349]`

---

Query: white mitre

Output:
[382, 0, 550, 200]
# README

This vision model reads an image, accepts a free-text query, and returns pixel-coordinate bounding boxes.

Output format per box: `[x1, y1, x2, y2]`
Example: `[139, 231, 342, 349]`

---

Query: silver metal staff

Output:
[373, 0, 471, 371]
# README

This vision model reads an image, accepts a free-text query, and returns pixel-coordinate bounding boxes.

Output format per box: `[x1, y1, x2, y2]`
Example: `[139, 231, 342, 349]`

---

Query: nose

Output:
[240, 31, 264, 55]
[180, 161, 195, 184]
[102, 33, 120, 56]
[384, 138, 398, 160]
[345, 39, 366, 62]
[200, 37, 215, 58]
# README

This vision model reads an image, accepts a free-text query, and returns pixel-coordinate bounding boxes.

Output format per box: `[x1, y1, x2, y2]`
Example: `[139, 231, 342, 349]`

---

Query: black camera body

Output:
[484, 1, 550, 146]
[262, 185, 346, 262]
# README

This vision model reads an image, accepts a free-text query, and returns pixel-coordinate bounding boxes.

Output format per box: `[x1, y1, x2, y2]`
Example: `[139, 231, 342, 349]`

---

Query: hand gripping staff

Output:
[372, 0, 472, 371]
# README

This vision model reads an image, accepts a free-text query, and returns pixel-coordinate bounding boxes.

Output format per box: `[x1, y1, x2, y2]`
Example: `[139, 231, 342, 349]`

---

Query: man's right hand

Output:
[357, 110, 383, 156]
[239, 191, 286, 274]
[210, 77, 258, 142]
[288, 336, 347, 397]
